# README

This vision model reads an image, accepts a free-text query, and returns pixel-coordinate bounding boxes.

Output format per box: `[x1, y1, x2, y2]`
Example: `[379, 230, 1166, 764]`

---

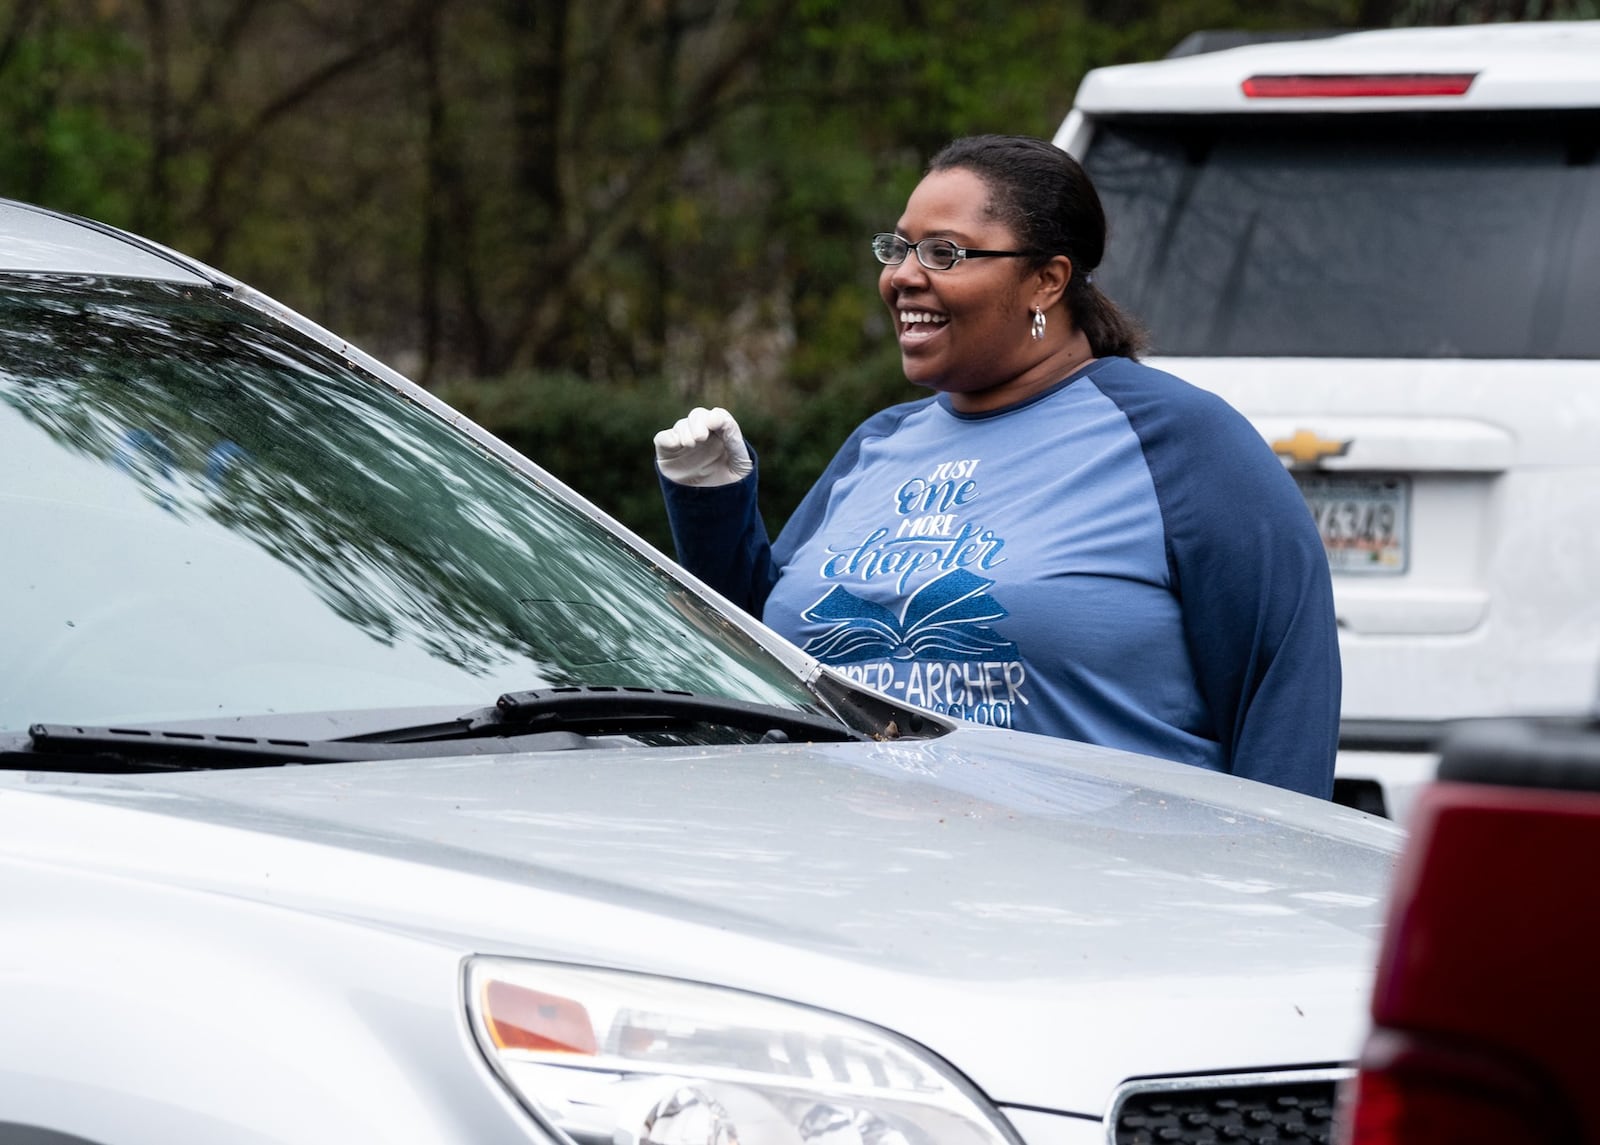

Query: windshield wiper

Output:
[12, 686, 866, 772]
[17, 722, 595, 772]
[353, 685, 867, 747]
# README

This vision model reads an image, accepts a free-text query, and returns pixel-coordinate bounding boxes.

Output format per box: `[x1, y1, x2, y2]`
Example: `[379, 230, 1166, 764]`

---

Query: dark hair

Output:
[928, 134, 1148, 360]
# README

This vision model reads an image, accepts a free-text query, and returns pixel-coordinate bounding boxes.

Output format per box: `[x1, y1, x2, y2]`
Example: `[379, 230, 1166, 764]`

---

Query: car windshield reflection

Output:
[0, 276, 818, 734]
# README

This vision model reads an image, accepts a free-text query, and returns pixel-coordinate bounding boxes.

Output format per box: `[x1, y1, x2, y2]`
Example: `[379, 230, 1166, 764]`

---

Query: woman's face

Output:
[879, 167, 1038, 400]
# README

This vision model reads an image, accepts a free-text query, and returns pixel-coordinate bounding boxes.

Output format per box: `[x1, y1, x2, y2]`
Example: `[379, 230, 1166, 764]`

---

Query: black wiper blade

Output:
[14, 686, 869, 774]
[21, 721, 590, 772]
[360, 685, 867, 746]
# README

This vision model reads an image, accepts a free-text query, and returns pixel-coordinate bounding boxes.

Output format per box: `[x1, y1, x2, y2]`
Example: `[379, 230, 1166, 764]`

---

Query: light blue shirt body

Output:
[660, 357, 1340, 797]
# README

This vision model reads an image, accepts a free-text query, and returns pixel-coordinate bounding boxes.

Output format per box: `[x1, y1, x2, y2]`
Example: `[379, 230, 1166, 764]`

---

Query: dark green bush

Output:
[436, 348, 918, 556]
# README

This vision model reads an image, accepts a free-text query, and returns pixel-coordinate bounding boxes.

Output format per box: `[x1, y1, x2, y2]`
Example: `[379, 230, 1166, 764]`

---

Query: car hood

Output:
[1, 726, 1401, 1115]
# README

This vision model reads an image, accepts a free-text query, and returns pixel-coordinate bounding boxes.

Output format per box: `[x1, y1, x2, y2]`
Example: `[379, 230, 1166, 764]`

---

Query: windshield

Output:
[0, 276, 817, 734]
[1082, 111, 1600, 359]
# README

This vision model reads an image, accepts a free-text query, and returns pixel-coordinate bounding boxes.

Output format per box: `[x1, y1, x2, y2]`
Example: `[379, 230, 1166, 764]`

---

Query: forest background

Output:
[2, 0, 1592, 550]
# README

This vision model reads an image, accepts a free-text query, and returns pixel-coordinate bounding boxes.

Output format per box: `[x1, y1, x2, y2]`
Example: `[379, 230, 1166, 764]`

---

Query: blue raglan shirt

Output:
[660, 357, 1340, 797]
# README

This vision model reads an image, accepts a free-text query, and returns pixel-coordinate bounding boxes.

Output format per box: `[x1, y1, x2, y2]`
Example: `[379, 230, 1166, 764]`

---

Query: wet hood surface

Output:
[3, 726, 1402, 1114]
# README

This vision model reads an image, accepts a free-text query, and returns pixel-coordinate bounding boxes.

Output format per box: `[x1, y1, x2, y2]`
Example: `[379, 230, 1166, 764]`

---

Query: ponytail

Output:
[1066, 272, 1148, 361]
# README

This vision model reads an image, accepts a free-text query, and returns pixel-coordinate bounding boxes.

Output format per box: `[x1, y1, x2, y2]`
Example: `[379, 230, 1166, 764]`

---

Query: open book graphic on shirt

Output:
[799, 568, 1018, 663]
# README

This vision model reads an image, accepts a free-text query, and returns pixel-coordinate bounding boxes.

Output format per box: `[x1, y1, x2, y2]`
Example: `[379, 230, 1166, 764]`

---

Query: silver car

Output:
[0, 199, 1401, 1145]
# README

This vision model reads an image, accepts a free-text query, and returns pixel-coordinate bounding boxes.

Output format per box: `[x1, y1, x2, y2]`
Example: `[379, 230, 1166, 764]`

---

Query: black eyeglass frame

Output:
[871, 233, 1038, 271]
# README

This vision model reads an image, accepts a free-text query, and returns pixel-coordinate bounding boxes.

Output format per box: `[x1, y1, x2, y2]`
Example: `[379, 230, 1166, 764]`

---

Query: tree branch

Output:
[0, 0, 46, 77]
[177, 0, 265, 134]
[502, 0, 803, 368]
[196, 12, 419, 262]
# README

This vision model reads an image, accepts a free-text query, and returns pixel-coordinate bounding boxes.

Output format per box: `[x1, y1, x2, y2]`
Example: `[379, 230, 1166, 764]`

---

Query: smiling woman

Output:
[654, 134, 1342, 799]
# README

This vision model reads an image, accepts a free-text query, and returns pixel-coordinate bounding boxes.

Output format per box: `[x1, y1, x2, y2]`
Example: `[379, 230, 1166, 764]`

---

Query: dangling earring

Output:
[1031, 306, 1047, 342]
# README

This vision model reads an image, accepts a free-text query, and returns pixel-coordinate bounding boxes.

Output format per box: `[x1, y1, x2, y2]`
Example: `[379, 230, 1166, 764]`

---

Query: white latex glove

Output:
[653, 406, 754, 487]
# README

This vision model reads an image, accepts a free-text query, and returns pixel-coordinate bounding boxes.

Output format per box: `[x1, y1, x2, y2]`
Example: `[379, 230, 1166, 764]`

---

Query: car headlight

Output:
[464, 958, 1017, 1145]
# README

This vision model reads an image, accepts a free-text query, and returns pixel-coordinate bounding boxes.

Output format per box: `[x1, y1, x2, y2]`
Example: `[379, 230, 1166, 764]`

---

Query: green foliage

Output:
[435, 347, 917, 554]
[0, 0, 1399, 392]
[0, 13, 145, 224]
[1077, 0, 1363, 66]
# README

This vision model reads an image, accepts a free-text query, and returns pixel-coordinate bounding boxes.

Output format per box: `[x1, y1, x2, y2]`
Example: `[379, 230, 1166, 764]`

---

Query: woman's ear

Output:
[1032, 254, 1073, 311]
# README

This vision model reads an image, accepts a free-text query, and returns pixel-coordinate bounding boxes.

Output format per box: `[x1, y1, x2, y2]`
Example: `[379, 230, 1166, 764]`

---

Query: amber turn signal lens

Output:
[482, 979, 598, 1055]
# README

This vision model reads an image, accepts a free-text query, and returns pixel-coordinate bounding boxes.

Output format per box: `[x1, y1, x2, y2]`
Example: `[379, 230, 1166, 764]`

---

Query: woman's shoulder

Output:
[1086, 356, 1236, 412]
[1084, 356, 1265, 444]
[849, 394, 940, 441]
[1087, 356, 1300, 495]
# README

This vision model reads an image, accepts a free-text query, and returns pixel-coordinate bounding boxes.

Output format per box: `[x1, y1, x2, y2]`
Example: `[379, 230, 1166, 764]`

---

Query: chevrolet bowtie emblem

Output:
[1271, 428, 1351, 468]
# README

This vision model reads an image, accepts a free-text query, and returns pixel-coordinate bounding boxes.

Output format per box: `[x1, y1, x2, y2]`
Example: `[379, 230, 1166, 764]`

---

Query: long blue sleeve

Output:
[656, 458, 777, 615]
[1092, 364, 1340, 797]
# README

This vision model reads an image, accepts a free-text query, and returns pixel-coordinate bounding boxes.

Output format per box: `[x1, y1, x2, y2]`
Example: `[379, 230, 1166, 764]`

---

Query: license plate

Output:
[1295, 473, 1409, 574]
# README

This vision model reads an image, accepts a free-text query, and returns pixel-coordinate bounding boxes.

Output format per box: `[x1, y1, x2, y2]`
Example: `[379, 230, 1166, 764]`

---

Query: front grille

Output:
[1109, 1069, 1347, 1145]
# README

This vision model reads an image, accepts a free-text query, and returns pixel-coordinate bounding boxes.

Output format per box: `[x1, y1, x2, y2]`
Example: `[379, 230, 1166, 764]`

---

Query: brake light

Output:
[1241, 73, 1476, 98]
[1341, 1070, 1552, 1145]
[1338, 1031, 1574, 1145]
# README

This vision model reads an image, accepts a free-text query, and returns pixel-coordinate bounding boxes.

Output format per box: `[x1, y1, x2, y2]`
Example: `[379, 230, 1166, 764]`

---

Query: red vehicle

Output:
[1339, 716, 1600, 1143]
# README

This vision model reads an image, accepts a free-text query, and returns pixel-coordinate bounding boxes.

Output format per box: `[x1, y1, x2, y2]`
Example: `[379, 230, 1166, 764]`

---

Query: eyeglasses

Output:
[871, 233, 1035, 271]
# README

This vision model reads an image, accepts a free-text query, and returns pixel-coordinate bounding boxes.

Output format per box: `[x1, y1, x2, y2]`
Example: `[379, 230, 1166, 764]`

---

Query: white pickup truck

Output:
[1054, 20, 1600, 822]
